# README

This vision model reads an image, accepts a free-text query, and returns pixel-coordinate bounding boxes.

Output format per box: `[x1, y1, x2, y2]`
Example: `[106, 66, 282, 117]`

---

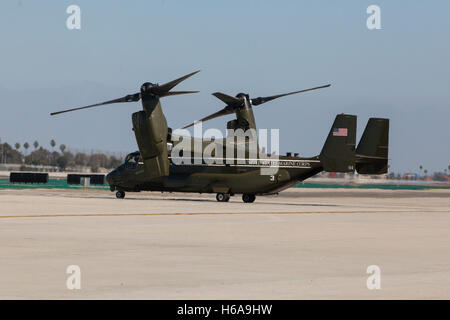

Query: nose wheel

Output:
[242, 194, 256, 203]
[116, 190, 125, 199]
[216, 193, 230, 202]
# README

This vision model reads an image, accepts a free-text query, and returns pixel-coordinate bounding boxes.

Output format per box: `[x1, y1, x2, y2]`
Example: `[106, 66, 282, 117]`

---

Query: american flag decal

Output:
[332, 128, 348, 137]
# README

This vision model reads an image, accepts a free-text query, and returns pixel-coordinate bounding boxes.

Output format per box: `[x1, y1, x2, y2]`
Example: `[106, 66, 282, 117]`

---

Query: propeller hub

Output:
[235, 93, 249, 100]
[235, 93, 250, 108]
[141, 82, 158, 93]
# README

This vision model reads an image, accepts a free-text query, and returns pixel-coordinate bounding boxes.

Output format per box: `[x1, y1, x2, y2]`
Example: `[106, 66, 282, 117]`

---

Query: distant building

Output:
[402, 173, 418, 180]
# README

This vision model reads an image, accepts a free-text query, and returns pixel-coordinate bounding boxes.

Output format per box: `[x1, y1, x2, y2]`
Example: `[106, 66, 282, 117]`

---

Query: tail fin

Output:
[356, 118, 389, 174]
[319, 114, 357, 172]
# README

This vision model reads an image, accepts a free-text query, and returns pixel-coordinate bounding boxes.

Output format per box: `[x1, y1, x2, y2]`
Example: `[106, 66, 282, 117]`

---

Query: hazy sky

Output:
[0, 0, 449, 173]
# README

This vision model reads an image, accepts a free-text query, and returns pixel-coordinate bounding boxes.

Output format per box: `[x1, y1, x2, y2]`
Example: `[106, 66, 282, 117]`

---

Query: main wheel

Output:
[224, 194, 231, 202]
[242, 194, 256, 203]
[116, 190, 125, 199]
[216, 193, 227, 202]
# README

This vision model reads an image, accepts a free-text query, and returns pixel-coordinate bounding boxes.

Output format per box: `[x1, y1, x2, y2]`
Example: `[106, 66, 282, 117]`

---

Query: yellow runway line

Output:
[0, 209, 449, 219]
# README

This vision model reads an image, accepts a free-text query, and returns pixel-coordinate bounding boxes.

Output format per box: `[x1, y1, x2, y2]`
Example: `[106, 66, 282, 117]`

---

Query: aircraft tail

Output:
[319, 114, 357, 172]
[355, 118, 389, 174]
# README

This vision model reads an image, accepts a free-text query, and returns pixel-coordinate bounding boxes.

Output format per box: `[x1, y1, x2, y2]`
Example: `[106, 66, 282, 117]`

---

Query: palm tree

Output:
[60, 144, 66, 154]
[424, 169, 428, 177]
[49, 139, 56, 165]
[0, 138, 4, 165]
[14, 142, 21, 162]
[23, 142, 30, 163]
[33, 140, 39, 150]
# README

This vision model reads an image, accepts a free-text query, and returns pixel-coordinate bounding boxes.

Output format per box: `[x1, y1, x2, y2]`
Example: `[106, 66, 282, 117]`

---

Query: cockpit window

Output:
[123, 151, 141, 169]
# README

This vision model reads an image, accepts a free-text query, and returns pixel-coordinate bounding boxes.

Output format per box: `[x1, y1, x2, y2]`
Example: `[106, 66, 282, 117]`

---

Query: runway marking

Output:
[1, 209, 449, 219]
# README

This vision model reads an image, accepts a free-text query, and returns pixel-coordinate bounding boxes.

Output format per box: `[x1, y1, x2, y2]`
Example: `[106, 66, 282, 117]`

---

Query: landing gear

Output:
[242, 194, 256, 203]
[116, 190, 125, 199]
[216, 193, 230, 202]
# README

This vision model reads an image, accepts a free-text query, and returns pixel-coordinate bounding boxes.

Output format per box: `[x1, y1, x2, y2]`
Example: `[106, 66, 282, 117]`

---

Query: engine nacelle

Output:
[132, 110, 170, 179]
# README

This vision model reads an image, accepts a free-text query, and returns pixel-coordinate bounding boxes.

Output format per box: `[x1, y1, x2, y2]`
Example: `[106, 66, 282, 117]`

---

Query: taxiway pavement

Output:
[1, 188, 449, 299]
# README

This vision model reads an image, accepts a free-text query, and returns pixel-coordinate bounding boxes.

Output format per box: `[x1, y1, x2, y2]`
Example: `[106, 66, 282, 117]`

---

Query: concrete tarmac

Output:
[0, 188, 449, 299]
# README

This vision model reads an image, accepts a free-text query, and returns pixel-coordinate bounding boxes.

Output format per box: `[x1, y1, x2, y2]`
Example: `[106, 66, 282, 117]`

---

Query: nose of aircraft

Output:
[106, 170, 118, 186]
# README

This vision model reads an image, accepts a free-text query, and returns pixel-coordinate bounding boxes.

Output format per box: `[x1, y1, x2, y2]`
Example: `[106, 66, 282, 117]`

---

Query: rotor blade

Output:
[182, 108, 234, 129]
[155, 70, 200, 95]
[250, 84, 331, 106]
[163, 90, 199, 96]
[50, 93, 141, 116]
[211, 92, 243, 107]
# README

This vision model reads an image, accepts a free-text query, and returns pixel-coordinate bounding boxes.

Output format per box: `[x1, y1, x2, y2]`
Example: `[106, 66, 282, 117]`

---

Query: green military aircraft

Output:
[51, 71, 389, 203]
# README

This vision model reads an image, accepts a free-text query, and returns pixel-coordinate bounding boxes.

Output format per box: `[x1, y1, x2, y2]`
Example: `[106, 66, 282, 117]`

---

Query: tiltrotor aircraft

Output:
[51, 71, 389, 203]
